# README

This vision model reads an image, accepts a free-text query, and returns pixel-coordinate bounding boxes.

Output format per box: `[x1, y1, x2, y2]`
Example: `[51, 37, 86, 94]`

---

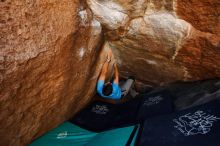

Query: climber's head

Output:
[103, 82, 113, 96]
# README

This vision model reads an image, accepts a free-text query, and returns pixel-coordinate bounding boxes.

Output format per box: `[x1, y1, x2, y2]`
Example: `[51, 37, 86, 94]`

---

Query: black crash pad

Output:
[70, 90, 174, 132]
[136, 90, 173, 121]
[139, 100, 220, 146]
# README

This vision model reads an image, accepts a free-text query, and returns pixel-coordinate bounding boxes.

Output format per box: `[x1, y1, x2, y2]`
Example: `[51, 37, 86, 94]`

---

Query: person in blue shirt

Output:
[97, 49, 136, 100]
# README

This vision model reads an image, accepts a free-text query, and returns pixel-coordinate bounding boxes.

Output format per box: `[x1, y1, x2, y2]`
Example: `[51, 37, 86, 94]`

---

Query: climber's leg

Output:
[121, 77, 135, 97]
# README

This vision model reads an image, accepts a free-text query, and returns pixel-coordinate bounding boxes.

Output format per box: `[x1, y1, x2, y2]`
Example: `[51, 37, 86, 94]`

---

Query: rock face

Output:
[0, 0, 104, 145]
[88, 0, 220, 85]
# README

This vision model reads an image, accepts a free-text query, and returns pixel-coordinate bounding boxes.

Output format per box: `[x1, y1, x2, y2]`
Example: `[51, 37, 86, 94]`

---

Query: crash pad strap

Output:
[126, 125, 139, 146]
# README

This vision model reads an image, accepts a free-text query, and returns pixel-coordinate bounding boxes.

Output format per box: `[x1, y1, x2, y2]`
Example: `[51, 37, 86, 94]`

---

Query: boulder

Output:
[87, 0, 220, 85]
[0, 0, 103, 145]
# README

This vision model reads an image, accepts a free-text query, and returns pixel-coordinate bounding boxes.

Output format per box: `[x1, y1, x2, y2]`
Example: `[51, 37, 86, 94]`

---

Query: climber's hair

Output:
[103, 83, 113, 96]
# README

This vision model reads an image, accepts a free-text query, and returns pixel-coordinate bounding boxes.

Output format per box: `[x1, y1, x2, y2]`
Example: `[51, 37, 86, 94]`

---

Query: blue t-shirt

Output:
[97, 80, 121, 99]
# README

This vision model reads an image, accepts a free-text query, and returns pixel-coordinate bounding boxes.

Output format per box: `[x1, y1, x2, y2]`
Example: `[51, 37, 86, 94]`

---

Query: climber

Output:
[97, 49, 136, 99]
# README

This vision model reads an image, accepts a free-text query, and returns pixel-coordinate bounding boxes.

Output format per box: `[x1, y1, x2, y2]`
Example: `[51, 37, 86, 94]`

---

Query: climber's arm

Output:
[113, 63, 119, 84]
[98, 49, 112, 81]
[98, 59, 110, 81]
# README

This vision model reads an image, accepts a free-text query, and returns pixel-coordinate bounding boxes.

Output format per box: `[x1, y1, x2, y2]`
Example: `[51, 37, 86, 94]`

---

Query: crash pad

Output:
[139, 100, 220, 146]
[71, 90, 174, 132]
[29, 122, 139, 146]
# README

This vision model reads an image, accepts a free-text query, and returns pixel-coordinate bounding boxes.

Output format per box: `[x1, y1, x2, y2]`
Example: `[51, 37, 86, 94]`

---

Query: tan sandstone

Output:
[88, 0, 220, 85]
[0, 0, 104, 145]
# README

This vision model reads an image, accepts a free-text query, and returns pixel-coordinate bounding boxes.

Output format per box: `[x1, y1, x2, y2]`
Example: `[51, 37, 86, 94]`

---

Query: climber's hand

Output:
[106, 49, 112, 62]
[113, 62, 117, 68]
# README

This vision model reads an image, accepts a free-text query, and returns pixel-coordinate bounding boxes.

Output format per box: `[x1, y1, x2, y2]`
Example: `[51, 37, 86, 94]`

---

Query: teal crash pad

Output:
[30, 122, 139, 146]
